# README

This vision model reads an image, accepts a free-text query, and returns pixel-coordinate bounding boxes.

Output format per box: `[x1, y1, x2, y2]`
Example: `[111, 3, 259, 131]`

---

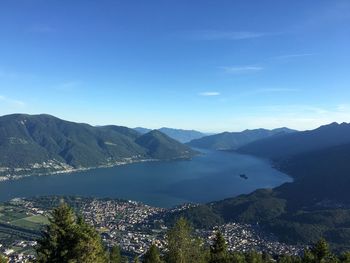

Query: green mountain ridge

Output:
[187, 127, 296, 150]
[135, 130, 197, 159]
[134, 127, 208, 143]
[0, 114, 196, 178]
[170, 122, 350, 251]
[238, 122, 350, 158]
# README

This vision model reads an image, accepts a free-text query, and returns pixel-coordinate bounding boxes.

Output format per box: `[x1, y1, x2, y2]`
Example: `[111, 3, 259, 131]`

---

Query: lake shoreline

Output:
[0, 155, 198, 183]
[0, 150, 291, 208]
[0, 158, 158, 182]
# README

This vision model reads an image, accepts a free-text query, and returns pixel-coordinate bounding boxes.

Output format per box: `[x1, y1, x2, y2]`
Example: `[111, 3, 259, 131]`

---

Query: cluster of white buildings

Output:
[205, 223, 302, 255]
[1, 197, 304, 262]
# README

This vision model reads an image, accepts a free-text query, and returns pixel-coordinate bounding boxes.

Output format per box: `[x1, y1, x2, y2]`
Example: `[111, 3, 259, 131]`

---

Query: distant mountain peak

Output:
[135, 130, 197, 159]
[134, 127, 208, 143]
[238, 121, 350, 159]
[0, 113, 197, 178]
[188, 127, 297, 150]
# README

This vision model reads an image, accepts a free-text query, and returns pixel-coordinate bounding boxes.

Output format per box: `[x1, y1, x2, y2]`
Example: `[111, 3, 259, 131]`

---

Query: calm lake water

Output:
[0, 150, 291, 207]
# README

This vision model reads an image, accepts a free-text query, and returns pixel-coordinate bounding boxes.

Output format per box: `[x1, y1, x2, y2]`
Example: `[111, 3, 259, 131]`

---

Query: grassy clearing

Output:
[22, 215, 49, 224]
[11, 215, 48, 230]
[0, 206, 29, 223]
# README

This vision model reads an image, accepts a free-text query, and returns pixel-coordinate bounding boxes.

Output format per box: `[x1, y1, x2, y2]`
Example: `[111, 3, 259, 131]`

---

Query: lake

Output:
[0, 149, 292, 207]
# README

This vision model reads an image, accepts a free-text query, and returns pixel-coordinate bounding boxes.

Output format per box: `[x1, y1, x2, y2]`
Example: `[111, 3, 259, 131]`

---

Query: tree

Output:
[36, 203, 107, 263]
[166, 217, 206, 263]
[245, 250, 263, 263]
[302, 249, 316, 263]
[231, 252, 246, 263]
[262, 251, 273, 263]
[121, 256, 129, 263]
[143, 244, 162, 263]
[133, 256, 140, 263]
[278, 255, 293, 263]
[302, 239, 339, 263]
[72, 217, 108, 263]
[311, 238, 330, 261]
[0, 254, 8, 263]
[209, 231, 230, 263]
[110, 246, 122, 263]
[340, 252, 350, 263]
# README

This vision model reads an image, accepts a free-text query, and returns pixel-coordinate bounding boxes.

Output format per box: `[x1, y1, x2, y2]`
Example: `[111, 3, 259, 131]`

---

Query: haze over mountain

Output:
[134, 127, 208, 143]
[134, 127, 152, 135]
[170, 122, 350, 250]
[0, 114, 196, 178]
[187, 128, 296, 150]
[238, 122, 350, 158]
[135, 130, 196, 159]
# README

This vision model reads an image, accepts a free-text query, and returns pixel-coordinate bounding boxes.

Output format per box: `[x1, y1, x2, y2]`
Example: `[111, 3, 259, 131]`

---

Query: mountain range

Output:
[238, 122, 350, 158]
[187, 127, 296, 150]
[3, 113, 350, 249]
[134, 127, 208, 143]
[0, 114, 196, 178]
[170, 122, 350, 251]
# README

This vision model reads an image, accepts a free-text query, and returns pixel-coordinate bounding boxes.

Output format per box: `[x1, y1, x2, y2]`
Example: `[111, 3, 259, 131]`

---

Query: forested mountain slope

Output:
[0, 114, 196, 177]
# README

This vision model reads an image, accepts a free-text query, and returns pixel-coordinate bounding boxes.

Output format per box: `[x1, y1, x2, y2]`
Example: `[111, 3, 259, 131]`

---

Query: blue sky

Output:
[0, 0, 350, 132]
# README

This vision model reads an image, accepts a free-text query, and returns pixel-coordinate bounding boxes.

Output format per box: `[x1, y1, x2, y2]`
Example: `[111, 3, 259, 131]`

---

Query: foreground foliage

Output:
[0, 254, 8, 263]
[36, 203, 107, 263]
[169, 143, 350, 250]
[33, 204, 350, 263]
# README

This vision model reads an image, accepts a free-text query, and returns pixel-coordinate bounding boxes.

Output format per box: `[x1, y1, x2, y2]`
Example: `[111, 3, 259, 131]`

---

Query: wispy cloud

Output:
[336, 104, 350, 112]
[221, 66, 263, 74]
[55, 81, 82, 91]
[220, 103, 350, 132]
[261, 104, 329, 115]
[185, 30, 272, 41]
[219, 88, 299, 103]
[199, 91, 220, 96]
[0, 95, 25, 107]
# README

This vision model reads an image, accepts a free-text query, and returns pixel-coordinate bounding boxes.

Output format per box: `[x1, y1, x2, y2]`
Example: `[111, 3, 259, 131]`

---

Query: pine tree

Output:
[0, 254, 8, 263]
[121, 256, 129, 263]
[340, 252, 350, 263]
[302, 249, 316, 263]
[245, 250, 263, 263]
[72, 217, 108, 263]
[36, 203, 107, 263]
[304, 238, 339, 263]
[278, 255, 293, 263]
[312, 239, 330, 260]
[36, 203, 77, 263]
[143, 244, 162, 263]
[166, 217, 206, 263]
[110, 246, 122, 263]
[231, 252, 246, 263]
[209, 231, 230, 263]
[262, 251, 273, 263]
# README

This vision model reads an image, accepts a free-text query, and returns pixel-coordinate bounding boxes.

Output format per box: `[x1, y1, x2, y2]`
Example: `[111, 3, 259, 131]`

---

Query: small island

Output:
[239, 174, 248, 180]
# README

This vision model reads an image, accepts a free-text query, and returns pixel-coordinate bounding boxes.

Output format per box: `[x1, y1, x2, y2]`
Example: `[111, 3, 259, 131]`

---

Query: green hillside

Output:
[135, 130, 197, 159]
[171, 123, 350, 251]
[134, 127, 207, 143]
[188, 128, 296, 150]
[238, 122, 350, 158]
[0, 114, 197, 178]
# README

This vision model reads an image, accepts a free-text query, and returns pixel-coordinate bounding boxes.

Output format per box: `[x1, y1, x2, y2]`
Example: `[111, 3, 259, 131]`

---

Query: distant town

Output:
[0, 196, 302, 263]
